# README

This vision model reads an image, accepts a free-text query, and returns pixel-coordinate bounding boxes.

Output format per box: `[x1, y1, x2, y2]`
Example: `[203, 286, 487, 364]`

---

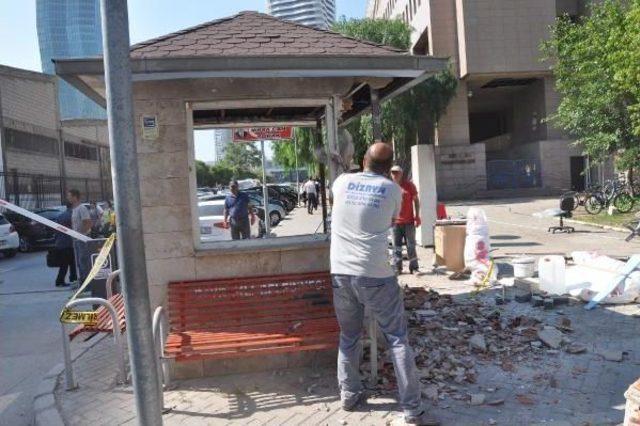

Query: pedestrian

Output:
[223, 180, 252, 240]
[390, 165, 422, 274]
[330, 142, 438, 425]
[67, 189, 92, 286]
[300, 181, 307, 208]
[304, 178, 317, 214]
[53, 202, 77, 287]
[88, 201, 103, 236]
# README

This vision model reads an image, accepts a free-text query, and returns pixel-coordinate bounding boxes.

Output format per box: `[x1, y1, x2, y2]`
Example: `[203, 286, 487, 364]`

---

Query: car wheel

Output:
[3, 249, 17, 258]
[270, 211, 281, 227]
[18, 237, 30, 253]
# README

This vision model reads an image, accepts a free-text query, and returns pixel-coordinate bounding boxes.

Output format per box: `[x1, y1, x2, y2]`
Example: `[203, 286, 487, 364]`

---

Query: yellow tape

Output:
[60, 308, 98, 326]
[59, 234, 116, 325]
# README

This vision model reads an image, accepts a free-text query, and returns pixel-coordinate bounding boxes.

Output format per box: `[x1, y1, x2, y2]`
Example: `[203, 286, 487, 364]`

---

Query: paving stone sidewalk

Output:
[51, 258, 640, 426]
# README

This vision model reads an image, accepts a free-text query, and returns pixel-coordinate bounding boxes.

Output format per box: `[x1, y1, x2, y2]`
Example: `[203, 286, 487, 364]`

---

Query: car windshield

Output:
[0, 215, 8, 225]
[198, 204, 224, 217]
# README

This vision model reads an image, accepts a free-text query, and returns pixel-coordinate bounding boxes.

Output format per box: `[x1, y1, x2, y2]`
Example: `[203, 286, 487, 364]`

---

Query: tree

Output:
[221, 141, 262, 177]
[542, 0, 640, 182]
[332, 18, 458, 169]
[272, 128, 321, 175]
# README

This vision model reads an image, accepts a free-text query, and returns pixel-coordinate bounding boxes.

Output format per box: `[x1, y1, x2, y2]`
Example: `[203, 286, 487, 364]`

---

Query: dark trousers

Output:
[56, 247, 78, 284]
[307, 193, 318, 214]
[392, 223, 419, 271]
[230, 216, 251, 240]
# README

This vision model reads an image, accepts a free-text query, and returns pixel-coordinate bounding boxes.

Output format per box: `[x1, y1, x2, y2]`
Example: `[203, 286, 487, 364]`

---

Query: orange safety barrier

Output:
[164, 271, 339, 362]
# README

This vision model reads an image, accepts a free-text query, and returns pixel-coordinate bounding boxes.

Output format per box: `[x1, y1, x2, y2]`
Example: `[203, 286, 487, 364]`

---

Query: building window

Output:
[64, 141, 98, 161]
[3, 128, 59, 156]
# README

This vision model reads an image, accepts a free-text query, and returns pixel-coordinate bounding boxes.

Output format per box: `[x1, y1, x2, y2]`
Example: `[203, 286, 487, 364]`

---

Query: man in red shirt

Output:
[390, 165, 421, 274]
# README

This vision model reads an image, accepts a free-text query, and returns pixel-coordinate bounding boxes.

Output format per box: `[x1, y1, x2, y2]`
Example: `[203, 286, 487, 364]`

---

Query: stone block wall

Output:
[434, 143, 486, 200]
[131, 78, 345, 309]
[539, 139, 582, 192]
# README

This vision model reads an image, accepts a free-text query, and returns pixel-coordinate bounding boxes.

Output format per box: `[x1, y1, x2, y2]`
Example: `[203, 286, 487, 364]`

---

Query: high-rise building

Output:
[36, 0, 105, 120]
[213, 129, 232, 163]
[267, 0, 336, 29]
[366, 0, 605, 199]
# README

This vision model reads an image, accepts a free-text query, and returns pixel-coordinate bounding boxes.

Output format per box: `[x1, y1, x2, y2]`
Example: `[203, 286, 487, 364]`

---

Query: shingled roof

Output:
[130, 11, 406, 59]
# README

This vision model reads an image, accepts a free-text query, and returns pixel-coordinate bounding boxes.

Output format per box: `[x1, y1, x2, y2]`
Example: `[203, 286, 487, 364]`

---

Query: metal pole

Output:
[316, 120, 328, 234]
[294, 129, 300, 206]
[261, 140, 270, 237]
[99, 1, 162, 424]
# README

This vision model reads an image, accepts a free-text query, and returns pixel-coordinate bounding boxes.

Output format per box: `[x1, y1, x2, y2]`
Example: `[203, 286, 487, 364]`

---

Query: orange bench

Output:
[162, 272, 339, 363]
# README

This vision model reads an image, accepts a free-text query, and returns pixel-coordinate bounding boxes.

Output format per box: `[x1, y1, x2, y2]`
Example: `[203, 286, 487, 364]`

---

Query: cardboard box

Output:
[434, 224, 466, 272]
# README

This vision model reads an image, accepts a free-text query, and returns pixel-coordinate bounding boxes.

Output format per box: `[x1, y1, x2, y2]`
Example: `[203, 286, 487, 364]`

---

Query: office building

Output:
[213, 129, 232, 163]
[0, 65, 110, 208]
[367, 0, 611, 199]
[36, 0, 106, 120]
[267, 0, 336, 29]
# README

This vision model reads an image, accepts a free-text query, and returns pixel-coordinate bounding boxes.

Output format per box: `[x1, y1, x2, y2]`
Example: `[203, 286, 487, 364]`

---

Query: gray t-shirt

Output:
[330, 172, 401, 278]
[72, 204, 91, 235]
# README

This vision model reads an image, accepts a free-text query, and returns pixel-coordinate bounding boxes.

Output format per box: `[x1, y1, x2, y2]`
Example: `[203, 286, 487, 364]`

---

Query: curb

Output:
[33, 333, 108, 426]
[565, 218, 629, 233]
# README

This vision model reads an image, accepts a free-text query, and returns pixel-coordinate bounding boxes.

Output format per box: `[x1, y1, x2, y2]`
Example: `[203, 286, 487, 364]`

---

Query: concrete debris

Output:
[487, 398, 505, 406]
[598, 349, 623, 362]
[470, 393, 486, 405]
[531, 296, 544, 307]
[488, 419, 498, 425]
[565, 343, 587, 354]
[469, 334, 487, 352]
[515, 292, 532, 303]
[537, 327, 562, 349]
[543, 298, 555, 310]
[422, 385, 439, 401]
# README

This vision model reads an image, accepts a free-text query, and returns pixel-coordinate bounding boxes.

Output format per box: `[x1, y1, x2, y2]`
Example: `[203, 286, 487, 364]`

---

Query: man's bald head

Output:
[363, 142, 394, 175]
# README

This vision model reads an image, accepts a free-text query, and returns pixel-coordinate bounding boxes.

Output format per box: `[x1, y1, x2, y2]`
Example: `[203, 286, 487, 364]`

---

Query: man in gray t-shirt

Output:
[67, 189, 93, 286]
[330, 143, 437, 425]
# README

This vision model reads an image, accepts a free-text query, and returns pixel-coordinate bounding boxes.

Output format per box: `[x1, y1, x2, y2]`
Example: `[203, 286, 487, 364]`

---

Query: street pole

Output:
[100, 1, 162, 425]
[293, 129, 300, 206]
[261, 140, 270, 237]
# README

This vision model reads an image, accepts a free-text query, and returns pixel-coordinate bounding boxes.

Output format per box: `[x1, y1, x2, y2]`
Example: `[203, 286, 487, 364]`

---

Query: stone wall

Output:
[434, 143, 486, 200]
[131, 78, 347, 309]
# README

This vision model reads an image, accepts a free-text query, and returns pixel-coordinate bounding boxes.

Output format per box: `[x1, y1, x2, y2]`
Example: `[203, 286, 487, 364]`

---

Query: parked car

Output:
[245, 186, 293, 212]
[198, 199, 263, 242]
[268, 184, 299, 206]
[0, 213, 20, 258]
[5, 206, 65, 252]
[246, 194, 286, 227]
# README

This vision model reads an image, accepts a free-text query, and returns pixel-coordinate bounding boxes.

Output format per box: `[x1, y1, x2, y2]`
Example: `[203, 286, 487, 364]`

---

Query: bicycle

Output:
[584, 179, 635, 215]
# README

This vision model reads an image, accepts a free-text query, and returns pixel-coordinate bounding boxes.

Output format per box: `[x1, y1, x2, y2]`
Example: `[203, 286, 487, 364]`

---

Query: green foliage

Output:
[542, 0, 640, 173]
[221, 141, 262, 176]
[332, 18, 457, 169]
[272, 128, 321, 175]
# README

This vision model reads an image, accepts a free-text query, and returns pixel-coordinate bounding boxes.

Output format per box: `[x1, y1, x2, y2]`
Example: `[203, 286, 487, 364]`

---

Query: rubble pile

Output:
[372, 287, 588, 401]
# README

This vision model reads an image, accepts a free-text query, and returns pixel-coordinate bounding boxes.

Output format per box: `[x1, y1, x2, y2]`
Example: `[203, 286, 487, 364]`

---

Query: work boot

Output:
[405, 411, 440, 425]
[342, 392, 366, 411]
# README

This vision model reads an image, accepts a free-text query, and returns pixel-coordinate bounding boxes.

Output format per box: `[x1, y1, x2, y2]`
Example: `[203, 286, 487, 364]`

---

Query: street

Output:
[0, 251, 72, 426]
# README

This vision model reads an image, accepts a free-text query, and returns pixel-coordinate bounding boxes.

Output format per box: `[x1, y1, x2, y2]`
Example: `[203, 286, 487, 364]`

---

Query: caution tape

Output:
[59, 233, 116, 325]
[0, 198, 92, 242]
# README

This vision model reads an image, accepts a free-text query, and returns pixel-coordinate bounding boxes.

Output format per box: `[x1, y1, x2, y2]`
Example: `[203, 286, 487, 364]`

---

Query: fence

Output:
[0, 172, 112, 210]
[486, 159, 542, 190]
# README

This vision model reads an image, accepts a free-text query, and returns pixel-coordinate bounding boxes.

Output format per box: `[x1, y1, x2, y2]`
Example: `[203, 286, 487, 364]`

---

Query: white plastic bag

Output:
[464, 208, 495, 285]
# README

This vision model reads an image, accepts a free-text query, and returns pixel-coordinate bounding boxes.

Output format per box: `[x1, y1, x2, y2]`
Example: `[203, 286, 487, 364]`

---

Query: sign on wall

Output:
[142, 115, 159, 140]
[232, 127, 293, 142]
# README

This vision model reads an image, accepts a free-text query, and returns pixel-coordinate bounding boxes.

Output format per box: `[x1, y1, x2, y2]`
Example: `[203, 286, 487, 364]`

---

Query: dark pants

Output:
[230, 216, 251, 240]
[307, 193, 317, 214]
[56, 247, 78, 284]
[393, 223, 419, 271]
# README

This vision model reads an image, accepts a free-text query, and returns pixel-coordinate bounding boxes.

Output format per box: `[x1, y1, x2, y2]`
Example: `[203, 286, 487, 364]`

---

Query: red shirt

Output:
[396, 180, 418, 224]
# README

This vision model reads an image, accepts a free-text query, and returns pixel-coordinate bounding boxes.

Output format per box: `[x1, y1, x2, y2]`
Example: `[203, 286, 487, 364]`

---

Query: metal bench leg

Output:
[368, 313, 378, 387]
[153, 306, 171, 413]
[61, 323, 77, 391]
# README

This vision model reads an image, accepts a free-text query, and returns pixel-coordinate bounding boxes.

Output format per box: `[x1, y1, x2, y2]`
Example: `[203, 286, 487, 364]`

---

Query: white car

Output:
[247, 195, 286, 227]
[0, 213, 19, 258]
[198, 200, 261, 242]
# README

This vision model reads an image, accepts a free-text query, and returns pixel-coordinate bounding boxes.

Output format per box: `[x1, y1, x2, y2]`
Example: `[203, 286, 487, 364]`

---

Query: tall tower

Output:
[267, 0, 336, 29]
[36, 0, 105, 119]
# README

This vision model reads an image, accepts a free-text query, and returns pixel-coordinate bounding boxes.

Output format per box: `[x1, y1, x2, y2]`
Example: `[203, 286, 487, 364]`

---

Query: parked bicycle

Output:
[583, 179, 635, 215]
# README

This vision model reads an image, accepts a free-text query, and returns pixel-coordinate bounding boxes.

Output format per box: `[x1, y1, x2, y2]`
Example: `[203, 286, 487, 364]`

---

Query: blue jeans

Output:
[331, 274, 422, 417]
[393, 223, 418, 271]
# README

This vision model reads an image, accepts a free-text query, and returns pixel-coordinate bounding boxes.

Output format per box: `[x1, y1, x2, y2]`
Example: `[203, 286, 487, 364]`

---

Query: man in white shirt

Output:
[330, 142, 437, 425]
[303, 178, 318, 214]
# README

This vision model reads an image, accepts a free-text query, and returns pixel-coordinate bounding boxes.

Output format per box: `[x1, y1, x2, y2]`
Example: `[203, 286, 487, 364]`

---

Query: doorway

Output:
[570, 156, 586, 191]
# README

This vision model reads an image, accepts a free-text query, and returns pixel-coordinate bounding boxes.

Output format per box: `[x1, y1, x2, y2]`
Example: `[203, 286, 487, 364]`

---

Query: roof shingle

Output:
[130, 11, 406, 59]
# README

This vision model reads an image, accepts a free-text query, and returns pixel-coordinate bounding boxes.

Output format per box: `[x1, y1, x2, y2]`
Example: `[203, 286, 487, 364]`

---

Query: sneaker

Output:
[342, 392, 366, 411]
[55, 282, 70, 287]
[405, 411, 440, 425]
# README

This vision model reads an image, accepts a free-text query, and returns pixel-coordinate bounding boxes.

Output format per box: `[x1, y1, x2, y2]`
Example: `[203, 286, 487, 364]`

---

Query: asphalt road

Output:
[0, 251, 73, 426]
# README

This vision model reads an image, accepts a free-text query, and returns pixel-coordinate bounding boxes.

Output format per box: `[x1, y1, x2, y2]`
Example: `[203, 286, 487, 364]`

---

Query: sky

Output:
[0, 0, 367, 163]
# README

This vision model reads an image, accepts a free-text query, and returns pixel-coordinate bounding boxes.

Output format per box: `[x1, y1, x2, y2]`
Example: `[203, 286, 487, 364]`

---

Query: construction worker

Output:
[330, 142, 438, 425]
[390, 165, 421, 274]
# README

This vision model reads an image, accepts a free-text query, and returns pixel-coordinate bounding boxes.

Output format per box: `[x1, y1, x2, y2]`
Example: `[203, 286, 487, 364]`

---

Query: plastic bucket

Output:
[512, 256, 535, 278]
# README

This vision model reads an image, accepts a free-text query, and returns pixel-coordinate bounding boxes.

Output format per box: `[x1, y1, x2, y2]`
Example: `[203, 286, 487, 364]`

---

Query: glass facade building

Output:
[36, 0, 105, 119]
[267, 0, 336, 29]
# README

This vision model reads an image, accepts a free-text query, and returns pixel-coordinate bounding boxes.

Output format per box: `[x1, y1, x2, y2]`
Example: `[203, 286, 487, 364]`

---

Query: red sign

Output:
[232, 127, 293, 142]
